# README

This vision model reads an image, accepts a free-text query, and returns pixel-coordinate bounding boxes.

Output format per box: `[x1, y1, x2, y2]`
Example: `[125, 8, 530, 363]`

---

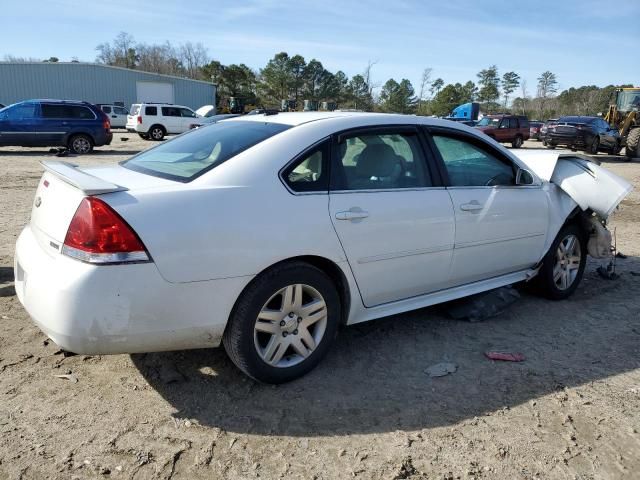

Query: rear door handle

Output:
[335, 209, 369, 220]
[460, 201, 484, 212]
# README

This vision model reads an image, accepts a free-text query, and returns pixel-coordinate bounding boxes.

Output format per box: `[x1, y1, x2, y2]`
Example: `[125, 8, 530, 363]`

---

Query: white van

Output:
[126, 103, 199, 140]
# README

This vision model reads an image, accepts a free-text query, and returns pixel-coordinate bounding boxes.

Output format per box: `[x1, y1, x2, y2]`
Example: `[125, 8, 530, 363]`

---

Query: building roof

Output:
[0, 62, 214, 85]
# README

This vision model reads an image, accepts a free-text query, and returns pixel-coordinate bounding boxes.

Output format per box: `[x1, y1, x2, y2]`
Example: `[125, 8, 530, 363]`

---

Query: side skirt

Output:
[347, 268, 538, 325]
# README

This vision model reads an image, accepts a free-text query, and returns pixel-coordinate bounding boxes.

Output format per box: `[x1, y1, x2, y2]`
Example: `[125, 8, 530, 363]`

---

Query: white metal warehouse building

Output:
[0, 62, 216, 110]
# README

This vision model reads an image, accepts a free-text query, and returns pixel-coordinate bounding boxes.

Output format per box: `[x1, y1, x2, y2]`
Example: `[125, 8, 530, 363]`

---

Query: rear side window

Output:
[282, 141, 329, 193]
[122, 121, 291, 182]
[41, 104, 94, 119]
[519, 117, 529, 128]
[145, 106, 157, 116]
[114, 107, 127, 115]
[332, 131, 430, 191]
[432, 134, 515, 187]
[161, 107, 181, 117]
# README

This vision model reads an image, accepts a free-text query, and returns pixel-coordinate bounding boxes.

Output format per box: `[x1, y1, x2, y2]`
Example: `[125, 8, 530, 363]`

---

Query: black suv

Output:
[0, 100, 112, 154]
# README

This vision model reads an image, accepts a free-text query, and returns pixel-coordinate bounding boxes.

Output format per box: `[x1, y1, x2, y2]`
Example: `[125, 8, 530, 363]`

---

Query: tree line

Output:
[4, 32, 628, 120]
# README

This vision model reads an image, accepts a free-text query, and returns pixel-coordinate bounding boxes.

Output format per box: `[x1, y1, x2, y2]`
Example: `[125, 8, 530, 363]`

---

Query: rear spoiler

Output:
[40, 161, 128, 195]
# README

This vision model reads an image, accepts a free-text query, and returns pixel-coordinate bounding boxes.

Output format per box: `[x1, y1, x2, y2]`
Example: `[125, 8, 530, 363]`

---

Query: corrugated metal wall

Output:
[0, 63, 216, 110]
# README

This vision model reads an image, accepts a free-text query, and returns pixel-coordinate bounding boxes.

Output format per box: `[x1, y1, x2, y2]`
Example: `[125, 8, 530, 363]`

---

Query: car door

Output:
[329, 126, 455, 307]
[161, 106, 180, 133]
[0, 102, 38, 145]
[427, 128, 549, 286]
[179, 107, 197, 132]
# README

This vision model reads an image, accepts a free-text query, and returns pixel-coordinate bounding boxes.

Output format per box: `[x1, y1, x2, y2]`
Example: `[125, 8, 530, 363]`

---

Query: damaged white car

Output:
[14, 113, 632, 383]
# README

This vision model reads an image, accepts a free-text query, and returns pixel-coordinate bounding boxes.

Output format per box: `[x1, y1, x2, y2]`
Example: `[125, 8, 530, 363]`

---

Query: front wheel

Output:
[223, 262, 341, 383]
[535, 223, 587, 300]
[68, 134, 93, 154]
[587, 136, 600, 155]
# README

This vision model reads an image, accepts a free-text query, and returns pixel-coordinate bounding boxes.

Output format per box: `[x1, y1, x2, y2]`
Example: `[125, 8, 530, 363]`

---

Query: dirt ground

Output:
[1, 133, 639, 480]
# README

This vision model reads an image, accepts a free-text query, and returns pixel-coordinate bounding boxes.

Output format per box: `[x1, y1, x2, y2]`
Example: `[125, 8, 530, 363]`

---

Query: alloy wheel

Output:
[253, 284, 328, 368]
[151, 128, 163, 140]
[553, 234, 582, 290]
[72, 137, 91, 154]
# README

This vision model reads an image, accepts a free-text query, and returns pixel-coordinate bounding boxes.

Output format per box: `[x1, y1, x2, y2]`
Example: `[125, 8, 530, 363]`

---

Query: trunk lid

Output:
[30, 161, 176, 253]
[514, 151, 632, 218]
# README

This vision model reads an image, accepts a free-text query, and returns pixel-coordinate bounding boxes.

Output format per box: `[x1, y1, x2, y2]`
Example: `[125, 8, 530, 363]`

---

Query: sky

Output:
[2, 0, 638, 95]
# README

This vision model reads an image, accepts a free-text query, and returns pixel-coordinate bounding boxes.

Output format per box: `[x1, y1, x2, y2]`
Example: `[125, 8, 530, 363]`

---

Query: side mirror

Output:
[516, 168, 535, 186]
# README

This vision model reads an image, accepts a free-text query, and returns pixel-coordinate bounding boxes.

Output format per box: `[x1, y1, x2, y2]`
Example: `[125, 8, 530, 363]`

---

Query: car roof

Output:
[559, 116, 597, 122]
[227, 111, 474, 128]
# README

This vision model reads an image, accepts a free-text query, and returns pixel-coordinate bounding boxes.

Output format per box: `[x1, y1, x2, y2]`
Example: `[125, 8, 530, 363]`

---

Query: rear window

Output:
[122, 121, 291, 182]
[130, 105, 141, 115]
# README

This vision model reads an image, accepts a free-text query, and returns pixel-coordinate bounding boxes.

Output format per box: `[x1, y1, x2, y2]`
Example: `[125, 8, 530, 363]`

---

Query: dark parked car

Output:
[545, 116, 620, 155]
[0, 100, 112, 154]
[540, 118, 558, 141]
[529, 121, 544, 140]
[475, 114, 530, 148]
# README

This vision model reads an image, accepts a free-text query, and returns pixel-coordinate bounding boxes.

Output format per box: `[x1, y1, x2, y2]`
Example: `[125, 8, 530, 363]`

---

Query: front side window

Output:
[332, 131, 430, 191]
[282, 141, 329, 192]
[432, 134, 515, 187]
[122, 121, 290, 182]
[180, 108, 196, 118]
[1, 103, 37, 121]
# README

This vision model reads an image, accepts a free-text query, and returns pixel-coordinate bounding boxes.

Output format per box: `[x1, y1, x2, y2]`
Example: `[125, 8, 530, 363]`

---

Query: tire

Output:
[68, 134, 93, 154]
[511, 135, 523, 148]
[610, 140, 621, 156]
[148, 125, 165, 141]
[535, 223, 587, 300]
[546, 143, 556, 150]
[626, 128, 640, 159]
[138, 133, 149, 140]
[587, 135, 600, 155]
[223, 261, 341, 383]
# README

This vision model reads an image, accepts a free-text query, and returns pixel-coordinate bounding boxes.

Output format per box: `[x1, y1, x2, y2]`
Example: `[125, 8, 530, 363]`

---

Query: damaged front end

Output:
[515, 151, 632, 260]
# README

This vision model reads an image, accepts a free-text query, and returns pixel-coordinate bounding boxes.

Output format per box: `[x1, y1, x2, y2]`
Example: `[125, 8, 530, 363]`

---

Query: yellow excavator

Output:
[605, 87, 640, 160]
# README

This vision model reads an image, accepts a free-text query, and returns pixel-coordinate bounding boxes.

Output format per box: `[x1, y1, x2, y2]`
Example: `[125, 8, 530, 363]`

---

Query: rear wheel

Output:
[223, 262, 341, 383]
[587, 135, 600, 155]
[148, 125, 165, 141]
[511, 135, 523, 148]
[535, 223, 587, 300]
[626, 128, 640, 159]
[68, 134, 93, 154]
[546, 143, 556, 149]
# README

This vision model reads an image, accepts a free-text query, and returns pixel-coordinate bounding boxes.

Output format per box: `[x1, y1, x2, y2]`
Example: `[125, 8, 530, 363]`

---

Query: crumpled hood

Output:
[513, 150, 632, 218]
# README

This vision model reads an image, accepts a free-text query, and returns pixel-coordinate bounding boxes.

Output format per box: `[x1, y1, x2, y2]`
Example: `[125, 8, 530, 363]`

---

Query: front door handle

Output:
[335, 209, 369, 220]
[460, 201, 484, 212]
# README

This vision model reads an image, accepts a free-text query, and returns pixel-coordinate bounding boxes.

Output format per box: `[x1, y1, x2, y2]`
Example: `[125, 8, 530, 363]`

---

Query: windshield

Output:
[617, 90, 640, 112]
[476, 117, 500, 127]
[122, 121, 291, 181]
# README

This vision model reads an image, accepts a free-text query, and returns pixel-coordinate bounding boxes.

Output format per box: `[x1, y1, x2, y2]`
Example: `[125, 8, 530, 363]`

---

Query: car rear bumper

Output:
[14, 225, 252, 355]
[546, 133, 589, 148]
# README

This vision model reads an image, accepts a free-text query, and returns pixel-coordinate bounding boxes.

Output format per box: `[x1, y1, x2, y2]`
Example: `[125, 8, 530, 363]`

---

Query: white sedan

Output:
[14, 112, 631, 383]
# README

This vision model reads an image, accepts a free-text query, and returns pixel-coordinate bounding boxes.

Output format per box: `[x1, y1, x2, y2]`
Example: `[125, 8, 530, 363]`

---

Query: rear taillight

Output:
[62, 197, 150, 264]
[137, 115, 142, 124]
[99, 111, 111, 131]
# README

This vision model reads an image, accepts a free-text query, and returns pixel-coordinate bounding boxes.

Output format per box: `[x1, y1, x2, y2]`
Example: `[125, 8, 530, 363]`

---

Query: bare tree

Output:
[417, 67, 433, 114]
[519, 79, 528, 115]
[179, 42, 209, 79]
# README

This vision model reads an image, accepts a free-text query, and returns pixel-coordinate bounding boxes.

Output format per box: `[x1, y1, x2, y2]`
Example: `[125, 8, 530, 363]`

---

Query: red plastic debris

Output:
[484, 351, 525, 362]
